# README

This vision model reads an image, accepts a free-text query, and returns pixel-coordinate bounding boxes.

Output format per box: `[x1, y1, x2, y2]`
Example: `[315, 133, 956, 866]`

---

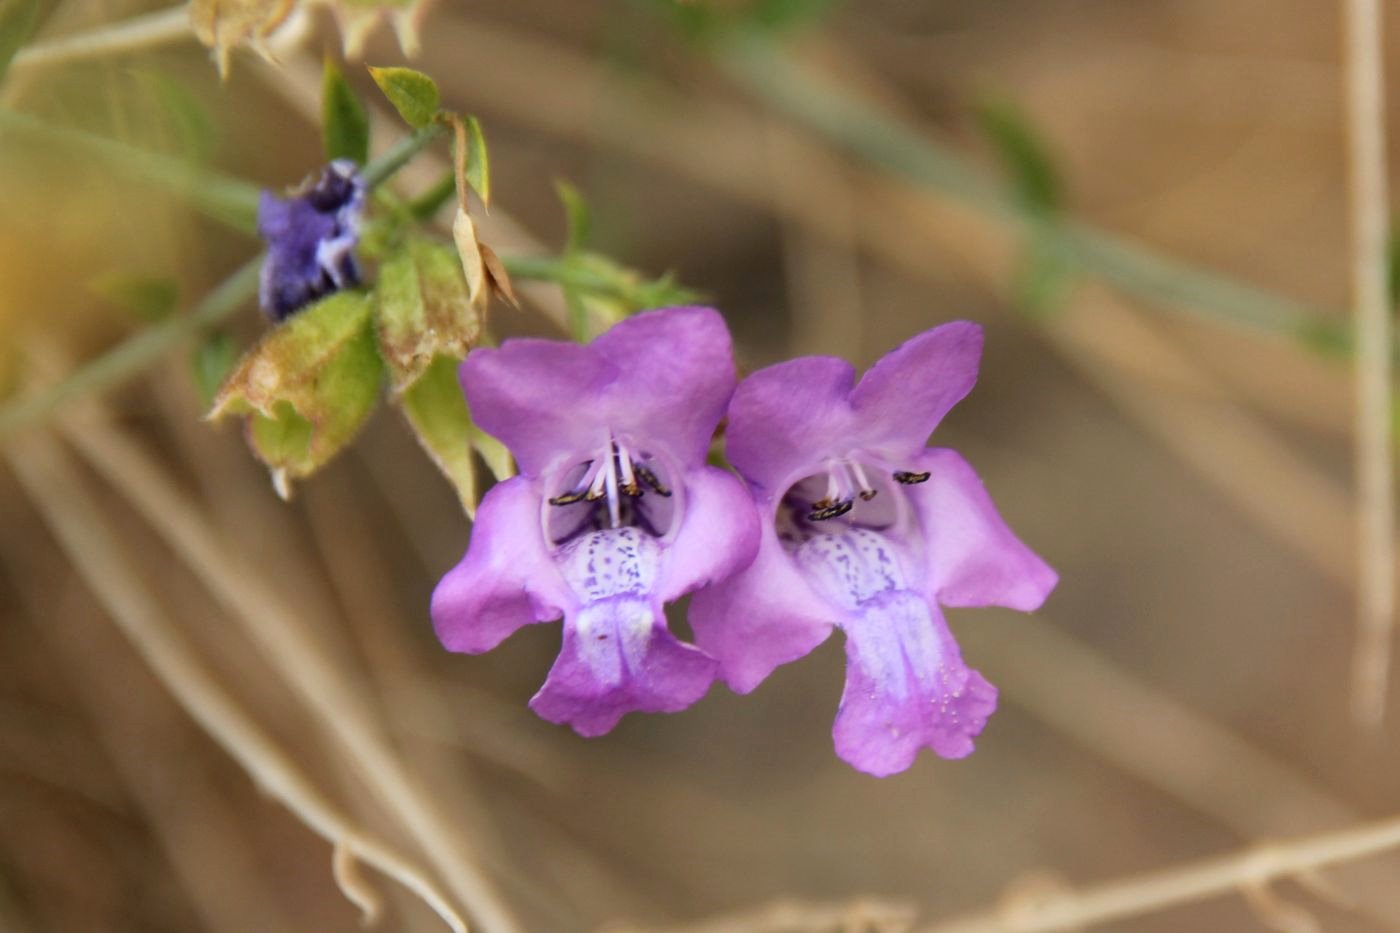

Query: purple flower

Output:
[690, 322, 1057, 776]
[431, 307, 759, 736]
[257, 160, 366, 321]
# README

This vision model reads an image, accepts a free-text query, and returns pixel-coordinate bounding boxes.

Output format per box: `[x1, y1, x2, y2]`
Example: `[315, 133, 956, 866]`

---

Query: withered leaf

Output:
[375, 236, 483, 393]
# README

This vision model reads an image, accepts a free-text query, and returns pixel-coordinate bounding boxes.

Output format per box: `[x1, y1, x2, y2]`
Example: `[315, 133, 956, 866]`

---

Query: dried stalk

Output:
[8, 5, 190, 72]
[1342, 0, 1396, 726]
[4, 428, 467, 933]
[55, 407, 521, 933]
[918, 810, 1400, 932]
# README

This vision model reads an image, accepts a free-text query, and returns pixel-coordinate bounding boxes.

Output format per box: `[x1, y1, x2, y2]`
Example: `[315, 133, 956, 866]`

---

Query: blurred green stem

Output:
[0, 257, 262, 438]
[501, 255, 628, 299]
[0, 108, 261, 231]
[714, 32, 1350, 350]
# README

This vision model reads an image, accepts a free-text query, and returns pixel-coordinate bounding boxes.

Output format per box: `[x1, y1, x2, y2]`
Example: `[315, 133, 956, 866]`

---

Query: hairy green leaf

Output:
[375, 237, 482, 392]
[238, 319, 384, 497]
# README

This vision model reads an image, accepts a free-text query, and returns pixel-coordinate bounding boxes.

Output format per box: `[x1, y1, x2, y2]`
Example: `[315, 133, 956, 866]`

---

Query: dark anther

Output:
[548, 490, 590, 506]
[635, 464, 672, 497]
[622, 481, 642, 497]
[859, 489, 878, 501]
[808, 498, 855, 521]
[894, 470, 931, 485]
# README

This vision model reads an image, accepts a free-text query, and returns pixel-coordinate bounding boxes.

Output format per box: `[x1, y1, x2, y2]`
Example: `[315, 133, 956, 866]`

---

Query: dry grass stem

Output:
[608, 897, 917, 933]
[1342, 0, 1396, 726]
[917, 809, 1400, 933]
[55, 407, 521, 932]
[9, 5, 190, 73]
[3, 428, 468, 933]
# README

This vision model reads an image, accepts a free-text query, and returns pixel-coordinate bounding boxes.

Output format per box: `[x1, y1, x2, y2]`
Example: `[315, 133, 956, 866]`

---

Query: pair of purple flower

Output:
[431, 308, 1056, 776]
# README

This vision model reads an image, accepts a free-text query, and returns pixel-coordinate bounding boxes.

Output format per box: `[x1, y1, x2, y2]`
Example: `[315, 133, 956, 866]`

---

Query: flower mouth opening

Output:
[779, 457, 928, 539]
[544, 438, 679, 546]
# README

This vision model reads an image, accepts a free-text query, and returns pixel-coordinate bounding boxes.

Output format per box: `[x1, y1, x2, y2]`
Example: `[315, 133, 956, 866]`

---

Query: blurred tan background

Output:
[2, 1, 1397, 931]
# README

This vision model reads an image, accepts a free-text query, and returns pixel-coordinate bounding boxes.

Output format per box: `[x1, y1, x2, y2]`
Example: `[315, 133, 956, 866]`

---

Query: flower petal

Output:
[658, 465, 760, 602]
[463, 307, 737, 476]
[590, 306, 738, 465]
[529, 598, 716, 736]
[907, 448, 1057, 610]
[850, 321, 982, 458]
[724, 356, 857, 494]
[431, 476, 570, 653]
[460, 339, 617, 477]
[689, 517, 836, 693]
[832, 593, 998, 776]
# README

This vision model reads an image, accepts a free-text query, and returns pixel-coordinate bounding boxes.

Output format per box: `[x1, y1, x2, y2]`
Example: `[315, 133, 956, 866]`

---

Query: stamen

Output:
[584, 452, 612, 501]
[849, 461, 878, 500]
[549, 457, 603, 506]
[635, 464, 672, 497]
[615, 441, 642, 497]
[808, 499, 855, 522]
[894, 470, 931, 485]
[603, 447, 621, 529]
[825, 468, 844, 505]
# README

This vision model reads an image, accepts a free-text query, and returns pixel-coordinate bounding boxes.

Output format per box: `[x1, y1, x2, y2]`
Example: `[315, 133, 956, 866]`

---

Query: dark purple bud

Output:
[257, 160, 366, 322]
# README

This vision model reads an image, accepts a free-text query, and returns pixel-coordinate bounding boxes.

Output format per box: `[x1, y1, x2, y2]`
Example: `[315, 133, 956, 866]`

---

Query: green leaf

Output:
[0, 0, 39, 85]
[976, 95, 1062, 216]
[400, 354, 513, 516]
[461, 114, 490, 205]
[237, 313, 384, 498]
[191, 332, 239, 408]
[210, 290, 377, 421]
[90, 273, 179, 322]
[323, 57, 370, 164]
[375, 237, 483, 392]
[555, 180, 591, 254]
[368, 65, 440, 128]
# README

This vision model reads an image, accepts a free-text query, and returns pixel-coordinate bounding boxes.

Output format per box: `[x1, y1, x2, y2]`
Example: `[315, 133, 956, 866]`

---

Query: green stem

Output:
[714, 32, 1347, 348]
[407, 168, 457, 221]
[362, 123, 447, 188]
[499, 255, 627, 296]
[0, 108, 262, 232]
[0, 257, 262, 439]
